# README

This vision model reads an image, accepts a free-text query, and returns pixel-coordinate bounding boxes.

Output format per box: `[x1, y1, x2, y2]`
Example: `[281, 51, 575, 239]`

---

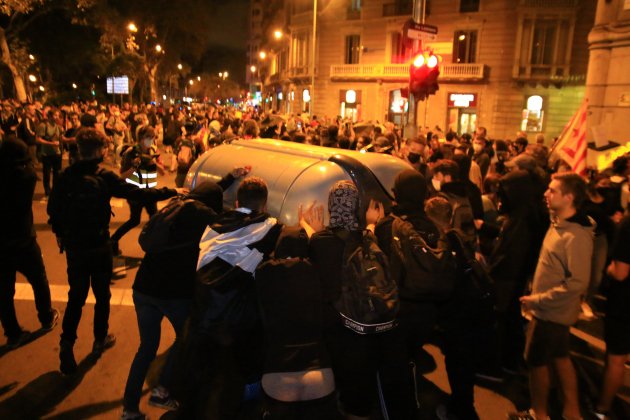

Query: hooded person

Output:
[122, 180, 230, 420]
[375, 170, 441, 372]
[0, 138, 58, 349]
[478, 170, 549, 375]
[255, 227, 337, 419]
[175, 176, 283, 419]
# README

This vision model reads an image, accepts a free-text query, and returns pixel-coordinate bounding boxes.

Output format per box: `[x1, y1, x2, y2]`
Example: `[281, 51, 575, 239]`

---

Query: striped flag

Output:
[550, 99, 588, 176]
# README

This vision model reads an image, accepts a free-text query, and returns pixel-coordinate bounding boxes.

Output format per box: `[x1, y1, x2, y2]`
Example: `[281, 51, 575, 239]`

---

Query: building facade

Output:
[586, 0, 630, 144]
[251, 0, 597, 141]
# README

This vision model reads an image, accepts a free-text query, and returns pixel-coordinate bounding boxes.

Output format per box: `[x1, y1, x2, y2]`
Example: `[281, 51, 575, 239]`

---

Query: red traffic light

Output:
[409, 51, 441, 101]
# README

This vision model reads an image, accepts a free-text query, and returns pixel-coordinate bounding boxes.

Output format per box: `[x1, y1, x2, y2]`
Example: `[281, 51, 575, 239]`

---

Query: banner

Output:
[550, 99, 588, 176]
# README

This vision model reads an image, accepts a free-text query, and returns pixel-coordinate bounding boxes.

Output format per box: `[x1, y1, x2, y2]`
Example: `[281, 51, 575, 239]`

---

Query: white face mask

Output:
[431, 178, 441, 191]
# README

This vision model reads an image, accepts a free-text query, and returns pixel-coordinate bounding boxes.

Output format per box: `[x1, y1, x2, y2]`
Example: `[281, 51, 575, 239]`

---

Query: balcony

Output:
[382, 2, 413, 17]
[329, 63, 487, 82]
[519, 0, 577, 7]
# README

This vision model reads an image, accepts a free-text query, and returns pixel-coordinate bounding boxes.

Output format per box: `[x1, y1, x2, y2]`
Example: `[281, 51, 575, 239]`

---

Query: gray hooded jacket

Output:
[529, 212, 594, 325]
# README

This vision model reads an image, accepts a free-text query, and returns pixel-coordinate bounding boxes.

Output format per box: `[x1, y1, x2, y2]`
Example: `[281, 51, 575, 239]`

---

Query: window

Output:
[521, 95, 545, 132]
[390, 32, 413, 64]
[350, 0, 361, 11]
[516, 17, 572, 78]
[453, 30, 477, 63]
[345, 35, 361, 64]
[291, 32, 311, 68]
[460, 0, 479, 13]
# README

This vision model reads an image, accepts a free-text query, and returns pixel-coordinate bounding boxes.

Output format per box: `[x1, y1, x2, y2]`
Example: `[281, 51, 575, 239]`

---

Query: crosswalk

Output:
[13, 282, 135, 307]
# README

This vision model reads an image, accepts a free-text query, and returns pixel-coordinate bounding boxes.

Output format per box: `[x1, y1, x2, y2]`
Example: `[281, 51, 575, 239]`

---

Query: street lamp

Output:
[189, 79, 194, 85]
[273, 30, 283, 40]
[28, 54, 35, 61]
[219, 72, 223, 78]
[128, 22, 138, 32]
[28, 74, 37, 82]
[250, 65, 257, 73]
[177, 63, 183, 70]
[155, 44, 162, 53]
[72, 83, 77, 89]
[259, 51, 267, 60]
[39, 85, 45, 92]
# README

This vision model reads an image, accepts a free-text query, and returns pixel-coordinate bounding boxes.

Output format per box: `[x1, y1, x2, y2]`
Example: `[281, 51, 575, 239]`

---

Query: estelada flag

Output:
[550, 99, 588, 176]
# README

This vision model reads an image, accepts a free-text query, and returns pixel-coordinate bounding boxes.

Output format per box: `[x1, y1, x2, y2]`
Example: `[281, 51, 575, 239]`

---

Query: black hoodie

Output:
[0, 138, 36, 251]
[487, 170, 548, 311]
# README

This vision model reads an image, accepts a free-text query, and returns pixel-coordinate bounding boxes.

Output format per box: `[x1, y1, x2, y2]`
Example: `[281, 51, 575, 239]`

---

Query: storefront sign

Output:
[448, 93, 477, 108]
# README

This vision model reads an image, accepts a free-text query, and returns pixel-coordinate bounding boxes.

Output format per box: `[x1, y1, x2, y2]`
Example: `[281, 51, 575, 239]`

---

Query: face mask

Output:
[431, 178, 441, 191]
[473, 144, 483, 153]
[408, 152, 421, 164]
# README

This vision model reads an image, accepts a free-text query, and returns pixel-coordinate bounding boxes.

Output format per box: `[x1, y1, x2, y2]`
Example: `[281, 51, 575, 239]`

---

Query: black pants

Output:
[0, 239, 54, 339]
[41, 154, 61, 196]
[60, 244, 112, 344]
[440, 326, 482, 420]
[324, 314, 415, 420]
[110, 199, 157, 244]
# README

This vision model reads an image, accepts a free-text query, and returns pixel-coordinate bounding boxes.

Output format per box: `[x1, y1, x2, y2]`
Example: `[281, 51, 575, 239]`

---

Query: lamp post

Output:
[310, 0, 317, 116]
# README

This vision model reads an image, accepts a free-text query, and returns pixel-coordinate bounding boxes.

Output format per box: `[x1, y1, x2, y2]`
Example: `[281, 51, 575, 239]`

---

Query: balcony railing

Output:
[519, 0, 577, 7]
[330, 63, 486, 81]
[382, 2, 413, 17]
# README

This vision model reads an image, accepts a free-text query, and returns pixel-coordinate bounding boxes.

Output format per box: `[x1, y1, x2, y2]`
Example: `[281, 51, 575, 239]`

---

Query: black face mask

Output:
[408, 152, 421, 164]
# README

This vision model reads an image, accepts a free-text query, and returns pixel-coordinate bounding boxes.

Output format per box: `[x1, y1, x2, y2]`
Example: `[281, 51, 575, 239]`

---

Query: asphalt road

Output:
[0, 151, 625, 420]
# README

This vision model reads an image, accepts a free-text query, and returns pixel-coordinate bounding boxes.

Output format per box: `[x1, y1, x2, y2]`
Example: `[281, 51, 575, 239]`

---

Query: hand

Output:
[365, 199, 384, 226]
[519, 295, 535, 312]
[175, 187, 189, 195]
[299, 200, 324, 232]
[231, 166, 251, 178]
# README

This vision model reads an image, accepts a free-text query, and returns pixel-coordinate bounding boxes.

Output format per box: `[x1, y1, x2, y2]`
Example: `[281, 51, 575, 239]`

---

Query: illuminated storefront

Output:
[447, 92, 478, 135]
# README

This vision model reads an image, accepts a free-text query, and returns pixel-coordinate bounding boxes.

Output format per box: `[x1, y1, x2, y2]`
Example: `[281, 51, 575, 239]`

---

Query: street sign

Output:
[403, 19, 438, 42]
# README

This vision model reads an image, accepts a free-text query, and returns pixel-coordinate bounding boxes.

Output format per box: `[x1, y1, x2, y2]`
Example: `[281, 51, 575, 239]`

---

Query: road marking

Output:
[14, 282, 135, 307]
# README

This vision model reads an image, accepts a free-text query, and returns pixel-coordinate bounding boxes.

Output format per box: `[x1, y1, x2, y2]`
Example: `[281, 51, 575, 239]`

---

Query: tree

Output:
[86, 0, 220, 103]
[0, 0, 92, 101]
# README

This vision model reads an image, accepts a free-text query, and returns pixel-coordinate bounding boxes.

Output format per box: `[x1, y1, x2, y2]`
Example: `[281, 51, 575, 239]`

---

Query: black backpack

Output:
[55, 168, 111, 246]
[334, 229, 399, 335]
[138, 196, 196, 253]
[439, 192, 476, 245]
[445, 229, 494, 305]
[390, 216, 457, 302]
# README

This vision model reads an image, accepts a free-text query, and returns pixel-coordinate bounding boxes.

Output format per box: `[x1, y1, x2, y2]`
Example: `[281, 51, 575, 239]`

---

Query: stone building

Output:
[250, 0, 597, 141]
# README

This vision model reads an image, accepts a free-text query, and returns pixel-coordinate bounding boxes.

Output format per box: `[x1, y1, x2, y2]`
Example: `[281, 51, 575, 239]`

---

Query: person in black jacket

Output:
[47, 128, 184, 375]
[309, 181, 413, 420]
[175, 176, 282, 419]
[375, 170, 440, 371]
[0, 137, 59, 349]
[122, 180, 233, 420]
[478, 169, 547, 375]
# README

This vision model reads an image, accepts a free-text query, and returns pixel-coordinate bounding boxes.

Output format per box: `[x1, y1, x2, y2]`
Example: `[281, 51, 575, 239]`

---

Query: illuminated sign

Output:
[448, 93, 477, 108]
[106, 76, 129, 94]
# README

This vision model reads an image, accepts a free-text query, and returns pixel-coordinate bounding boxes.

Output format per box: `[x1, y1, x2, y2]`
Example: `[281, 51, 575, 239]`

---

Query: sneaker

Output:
[60, 342, 78, 375]
[92, 334, 116, 355]
[148, 387, 179, 411]
[6, 330, 30, 350]
[121, 410, 146, 420]
[41, 309, 60, 332]
[507, 409, 549, 420]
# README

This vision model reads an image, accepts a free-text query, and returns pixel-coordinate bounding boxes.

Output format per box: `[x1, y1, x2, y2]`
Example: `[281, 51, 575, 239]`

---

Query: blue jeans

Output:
[123, 290, 191, 411]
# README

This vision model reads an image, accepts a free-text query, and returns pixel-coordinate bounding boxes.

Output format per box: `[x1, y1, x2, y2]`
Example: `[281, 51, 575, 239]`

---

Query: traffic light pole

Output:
[403, 0, 426, 139]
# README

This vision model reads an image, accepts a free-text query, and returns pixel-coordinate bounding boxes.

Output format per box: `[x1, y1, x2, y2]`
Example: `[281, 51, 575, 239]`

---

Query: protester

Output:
[47, 128, 183, 375]
[0, 137, 59, 349]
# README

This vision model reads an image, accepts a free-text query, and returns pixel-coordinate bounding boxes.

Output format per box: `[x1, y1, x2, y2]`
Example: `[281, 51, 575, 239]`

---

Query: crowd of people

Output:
[0, 98, 629, 420]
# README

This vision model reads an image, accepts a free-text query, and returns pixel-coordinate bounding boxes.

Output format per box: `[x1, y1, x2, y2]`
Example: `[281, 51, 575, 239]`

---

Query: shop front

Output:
[447, 92, 478, 135]
[388, 89, 409, 126]
[339, 89, 362, 122]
